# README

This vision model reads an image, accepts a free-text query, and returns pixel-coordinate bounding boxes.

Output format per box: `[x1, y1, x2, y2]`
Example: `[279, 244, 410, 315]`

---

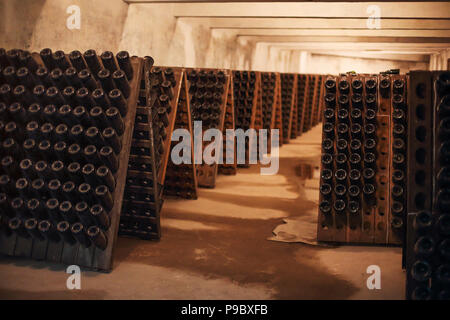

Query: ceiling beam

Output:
[125, 0, 449, 2]
[212, 28, 450, 37]
[180, 17, 450, 29]
[255, 41, 449, 52]
[308, 51, 429, 61]
[238, 35, 450, 43]
[166, 2, 450, 19]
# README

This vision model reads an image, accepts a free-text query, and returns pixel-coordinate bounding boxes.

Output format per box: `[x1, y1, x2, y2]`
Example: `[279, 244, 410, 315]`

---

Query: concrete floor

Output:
[0, 125, 405, 299]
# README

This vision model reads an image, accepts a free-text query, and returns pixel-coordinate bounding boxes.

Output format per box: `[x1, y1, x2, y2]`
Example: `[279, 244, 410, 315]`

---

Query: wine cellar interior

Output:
[0, 0, 450, 300]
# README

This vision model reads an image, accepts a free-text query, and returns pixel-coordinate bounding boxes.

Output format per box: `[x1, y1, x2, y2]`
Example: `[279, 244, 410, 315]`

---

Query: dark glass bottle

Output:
[334, 199, 346, 214]
[414, 236, 435, 257]
[350, 108, 362, 124]
[38, 220, 60, 242]
[349, 169, 361, 185]
[338, 79, 349, 94]
[83, 49, 102, 76]
[348, 185, 360, 198]
[87, 225, 108, 250]
[335, 153, 348, 170]
[393, 79, 405, 94]
[319, 200, 332, 215]
[350, 124, 362, 140]
[116, 51, 133, 80]
[57, 221, 77, 244]
[379, 78, 390, 98]
[411, 260, 432, 282]
[69, 50, 88, 72]
[365, 79, 377, 94]
[351, 79, 363, 94]
[325, 79, 336, 92]
[336, 139, 348, 153]
[320, 183, 332, 198]
[413, 211, 433, 231]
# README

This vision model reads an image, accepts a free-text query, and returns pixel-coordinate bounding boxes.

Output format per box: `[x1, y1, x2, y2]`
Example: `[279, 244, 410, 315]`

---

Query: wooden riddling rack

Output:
[295, 74, 326, 137]
[318, 75, 328, 124]
[218, 72, 237, 175]
[0, 48, 142, 272]
[274, 74, 283, 146]
[405, 71, 450, 300]
[119, 63, 183, 240]
[260, 72, 280, 153]
[296, 74, 308, 135]
[302, 74, 320, 133]
[253, 72, 264, 134]
[186, 68, 230, 188]
[317, 72, 407, 245]
[232, 70, 260, 167]
[280, 73, 297, 144]
[290, 81, 299, 140]
[311, 75, 326, 127]
[164, 67, 199, 198]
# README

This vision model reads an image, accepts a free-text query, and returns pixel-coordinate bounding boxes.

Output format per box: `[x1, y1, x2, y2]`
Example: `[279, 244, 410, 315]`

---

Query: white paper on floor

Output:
[268, 178, 334, 247]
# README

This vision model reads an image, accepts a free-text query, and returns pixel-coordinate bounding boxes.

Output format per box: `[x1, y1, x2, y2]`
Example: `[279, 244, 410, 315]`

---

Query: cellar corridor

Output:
[0, 125, 404, 299]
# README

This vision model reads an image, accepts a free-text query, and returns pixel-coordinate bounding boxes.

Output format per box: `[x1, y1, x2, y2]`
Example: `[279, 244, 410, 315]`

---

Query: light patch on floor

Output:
[298, 246, 405, 300]
[213, 172, 290, 185]
[282, 145, 321, 159]
[164, 218, 222, 231]
[304, 178, 320, 190]
[164, 198, 288, 220]
[204, 175, 298, 199]
[302, 187, 320, 203]
[0, 261, 275, 300]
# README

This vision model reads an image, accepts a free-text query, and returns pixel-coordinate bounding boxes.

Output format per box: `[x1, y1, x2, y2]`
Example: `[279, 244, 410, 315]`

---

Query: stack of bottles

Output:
[233, 71, 258, 167]
[119, 61, 177, 240]
[187, 69, 227, 187]
[296, 74, 308, 135]
[218, 72, 236, 175]
[317, 72, 401, 245]
[164, 68, 199, 198]
[280, 73, 296, 143]
[302, 74, 317, 133]
[0, 48, 139, 271]
[406, 71, 450, 300]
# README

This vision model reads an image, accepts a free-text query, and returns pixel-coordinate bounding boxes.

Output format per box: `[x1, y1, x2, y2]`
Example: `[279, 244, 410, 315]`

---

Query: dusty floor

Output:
[0, 125, 405, 299]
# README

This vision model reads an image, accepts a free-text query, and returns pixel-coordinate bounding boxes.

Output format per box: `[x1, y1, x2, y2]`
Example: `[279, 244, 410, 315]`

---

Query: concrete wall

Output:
[119, 4, 253, 70]
[0, 0, 47, 49]
[119, 4, 177, 64]
[119, 4, 215, 67]
[0, 0, 128, 53]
